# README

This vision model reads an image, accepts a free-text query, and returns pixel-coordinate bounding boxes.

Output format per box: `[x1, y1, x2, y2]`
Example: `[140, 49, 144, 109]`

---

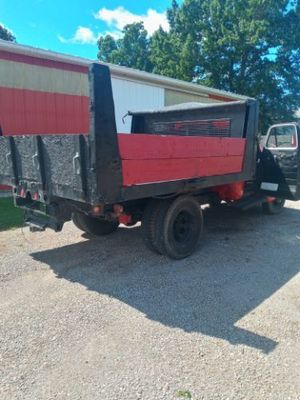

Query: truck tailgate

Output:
[0, 134, 90, 201]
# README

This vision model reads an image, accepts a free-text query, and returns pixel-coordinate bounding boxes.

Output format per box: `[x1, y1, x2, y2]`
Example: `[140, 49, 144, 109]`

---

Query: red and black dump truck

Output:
[0, 64, 299, 258]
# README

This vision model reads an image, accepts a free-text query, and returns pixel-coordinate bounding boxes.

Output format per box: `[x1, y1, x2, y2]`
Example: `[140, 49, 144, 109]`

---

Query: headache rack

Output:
[130, 100, 249, 138]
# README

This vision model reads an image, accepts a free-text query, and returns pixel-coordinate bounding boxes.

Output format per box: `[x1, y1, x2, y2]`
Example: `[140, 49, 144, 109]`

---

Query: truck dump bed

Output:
[0, 64, 258, 207]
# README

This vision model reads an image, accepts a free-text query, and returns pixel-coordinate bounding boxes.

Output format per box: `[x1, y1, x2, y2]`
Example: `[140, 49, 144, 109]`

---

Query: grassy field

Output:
[0, 197, 24, 231]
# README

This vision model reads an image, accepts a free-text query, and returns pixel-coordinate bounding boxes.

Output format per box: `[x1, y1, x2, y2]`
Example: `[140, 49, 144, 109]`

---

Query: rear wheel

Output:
[72, 212, 119, 235]
[142, 196, 203, 259]
[72, 212, 87, 232]
[262, 198, 286, 215]
[142, 199, 169, 254]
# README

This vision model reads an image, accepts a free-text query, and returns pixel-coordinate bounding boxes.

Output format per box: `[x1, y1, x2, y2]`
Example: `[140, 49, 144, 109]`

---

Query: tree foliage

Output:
[98, 22, 152, 72]
[0, 24, 16, 42]
[97, 0, 300, 131]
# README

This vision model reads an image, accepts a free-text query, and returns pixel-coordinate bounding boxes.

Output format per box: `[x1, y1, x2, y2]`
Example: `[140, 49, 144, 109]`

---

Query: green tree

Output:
[97, 34, 117, 63]
[97, 0, 300, 130]
[0, 24, 16, 42]
[149, 28, 198, 81]
[97, 22, 152, 72]
[149, 27, 180, 79]
[151, 0, 300, 131]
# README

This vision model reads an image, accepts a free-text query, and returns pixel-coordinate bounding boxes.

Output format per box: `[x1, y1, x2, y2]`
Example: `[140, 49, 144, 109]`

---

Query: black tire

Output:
[141, 199, 170, 254]
[72, 212, 87, 232]
[72, 212, 119, 236]
[150, 196, 203, 259]
[262, 198, 286, 215]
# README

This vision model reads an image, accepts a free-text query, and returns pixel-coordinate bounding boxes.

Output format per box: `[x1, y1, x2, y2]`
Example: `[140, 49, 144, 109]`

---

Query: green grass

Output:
[177, 390, 192, 399]
[0, 197, 24, 231]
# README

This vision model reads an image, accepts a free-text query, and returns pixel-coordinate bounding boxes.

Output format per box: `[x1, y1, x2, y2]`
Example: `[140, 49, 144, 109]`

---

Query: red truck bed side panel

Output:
[118, 134, 246, 186]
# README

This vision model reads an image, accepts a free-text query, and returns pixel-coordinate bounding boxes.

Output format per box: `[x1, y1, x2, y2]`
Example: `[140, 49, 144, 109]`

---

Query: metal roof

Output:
[129, 100, 247, 115]
[0, 40, 249, 100]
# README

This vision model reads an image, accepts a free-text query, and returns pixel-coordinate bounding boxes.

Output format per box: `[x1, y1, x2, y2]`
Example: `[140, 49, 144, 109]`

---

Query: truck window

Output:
[266, 124, 298, 150]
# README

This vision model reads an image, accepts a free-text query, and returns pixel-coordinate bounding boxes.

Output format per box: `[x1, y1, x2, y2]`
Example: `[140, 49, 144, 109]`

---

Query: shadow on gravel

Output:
[32, 204, 300, 354]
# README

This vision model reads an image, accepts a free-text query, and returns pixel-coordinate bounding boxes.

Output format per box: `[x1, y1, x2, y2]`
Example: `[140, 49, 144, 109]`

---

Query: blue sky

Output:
[0, 0, 179, 59]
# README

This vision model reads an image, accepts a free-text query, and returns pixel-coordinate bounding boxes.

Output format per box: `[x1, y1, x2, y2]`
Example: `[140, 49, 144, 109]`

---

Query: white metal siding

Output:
[111, 78, 164, 133]
[165, 89, 219, 106]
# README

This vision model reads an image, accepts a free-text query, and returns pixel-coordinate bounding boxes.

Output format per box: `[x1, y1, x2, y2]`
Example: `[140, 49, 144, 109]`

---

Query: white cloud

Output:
[95, 7, 169, 35]
[58, 26, 98, 45]
[58, 7, 169, 46]
[102, 30, 123, 40]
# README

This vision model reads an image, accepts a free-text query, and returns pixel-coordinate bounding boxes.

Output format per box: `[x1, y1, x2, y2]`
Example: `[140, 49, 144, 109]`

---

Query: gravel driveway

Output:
[0, 201, 300, 400]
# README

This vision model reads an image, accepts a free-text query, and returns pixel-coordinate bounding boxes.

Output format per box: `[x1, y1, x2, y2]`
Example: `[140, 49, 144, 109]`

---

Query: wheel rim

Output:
[173, 210, 194, 244]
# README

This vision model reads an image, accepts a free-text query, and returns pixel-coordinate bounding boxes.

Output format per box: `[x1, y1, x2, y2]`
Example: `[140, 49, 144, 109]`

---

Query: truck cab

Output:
[258, 122, 300, 201]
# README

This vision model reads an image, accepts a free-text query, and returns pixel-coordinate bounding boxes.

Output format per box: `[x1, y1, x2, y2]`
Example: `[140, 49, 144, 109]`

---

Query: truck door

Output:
[258, 123, 300, 201]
